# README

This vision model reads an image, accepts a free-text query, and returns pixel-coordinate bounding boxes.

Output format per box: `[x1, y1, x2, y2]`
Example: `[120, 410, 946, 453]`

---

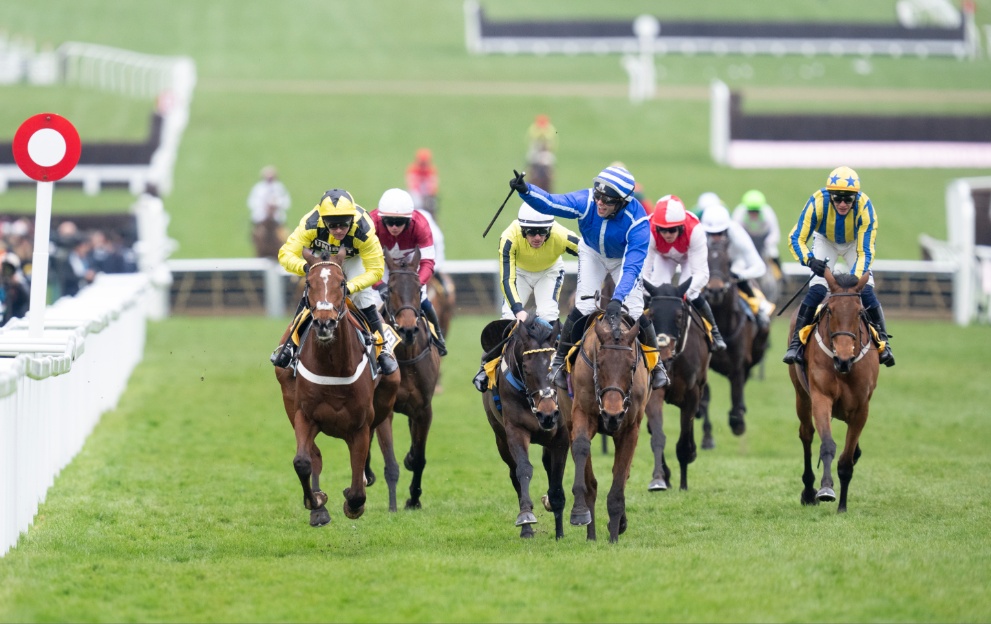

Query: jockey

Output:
[370, 188, 447, 356]
[510, 165, 669, 389]
[699, 203, 774, 331]
[692, 191, 724, 219]
[471, 203, 580, 392]
[732, 189, 782, 273]
[644, 195, 727, 352]
[271, 188, 398, 375]
[783, 166, 895, 367]
[405, 148, 439, 215]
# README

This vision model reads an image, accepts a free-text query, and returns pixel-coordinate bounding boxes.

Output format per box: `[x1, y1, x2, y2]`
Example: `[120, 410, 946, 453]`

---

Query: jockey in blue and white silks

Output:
[508, 165, 668, 389]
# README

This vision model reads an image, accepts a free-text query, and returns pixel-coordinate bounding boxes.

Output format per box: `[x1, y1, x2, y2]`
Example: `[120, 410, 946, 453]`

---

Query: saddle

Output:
[796, 306, 886, 354]
[286, 299, 399, 378]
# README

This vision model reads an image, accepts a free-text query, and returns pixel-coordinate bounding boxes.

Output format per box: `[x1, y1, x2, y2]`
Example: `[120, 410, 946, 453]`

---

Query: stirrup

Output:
[879, 347, 895, 368]
[782, 342, 804, 365]
[650, 366, 669, 389]
[434, 338, 448, 357]
[710, 335, 727, 352]
[550, 354, 568, 387]
[379, 351, 398, 375]
[472, 368, 488, 393]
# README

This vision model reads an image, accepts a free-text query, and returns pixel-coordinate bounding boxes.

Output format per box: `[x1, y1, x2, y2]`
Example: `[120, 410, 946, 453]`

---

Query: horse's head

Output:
[591, 314, 642, 434]
[644, 279, 691, 362]
[303, 247, 348, 343]
[704, 235, 734, 307]
[823, 269, 871, 374]
[384, 249, 423, 346]
[513, 317, 561, 431]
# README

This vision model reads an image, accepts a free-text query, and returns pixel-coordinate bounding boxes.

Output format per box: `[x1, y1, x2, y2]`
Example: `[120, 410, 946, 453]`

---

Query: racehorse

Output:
[426, 270, 455, 393]
[275, 247, 400, 526]
[789, 269, 878, 513]
[252, 219, 286, 259]
[381, 249, 442, 510]
[698, 234, 767, 444]
[642, 279, 711, 491]
[557, 308, 650, 542]
[481, 317, 567, 539]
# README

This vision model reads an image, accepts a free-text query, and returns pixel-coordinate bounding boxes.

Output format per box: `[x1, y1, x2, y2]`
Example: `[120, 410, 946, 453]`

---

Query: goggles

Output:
[831, 192, 856, 205]
[593, 190, 622, 207]
[382, 217, 410, 228]
[521, 226, 551, 238]
[655, 225, 681, 235]
[325, 219, 353, 231]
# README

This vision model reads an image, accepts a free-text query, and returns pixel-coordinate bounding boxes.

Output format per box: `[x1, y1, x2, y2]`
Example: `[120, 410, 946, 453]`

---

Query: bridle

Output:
[501, 332, 557, 415]
[579, 318, 639, 416]
[814, 292, 871, 363]
[306, 260, 348, 324]
[383, 267, 435, 365]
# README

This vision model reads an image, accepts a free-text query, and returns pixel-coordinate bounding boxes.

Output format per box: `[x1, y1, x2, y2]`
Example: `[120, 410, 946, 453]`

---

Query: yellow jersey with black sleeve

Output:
[788, 189, 877, 276]
[499, 220, 579, 309]
[278, 204, 385, 293]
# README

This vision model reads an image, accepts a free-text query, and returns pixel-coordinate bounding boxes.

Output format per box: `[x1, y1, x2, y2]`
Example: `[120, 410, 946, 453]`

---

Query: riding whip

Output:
[482, 170, 524, 238]
[776, 257, 828, 316]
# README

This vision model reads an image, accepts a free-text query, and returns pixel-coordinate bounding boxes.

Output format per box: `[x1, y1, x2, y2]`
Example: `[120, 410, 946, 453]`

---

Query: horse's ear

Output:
[384, 252, 397, 270]
[855, 271, 870, 292]
[302, 248, 317, 266]
[412, 247, 421, 268]
[676, 277, 692, 299]
[333, 246, 346, 264]
[623, 318, 640, 344]
[643, 280, 660, 298]
[825, 268, 839, 292]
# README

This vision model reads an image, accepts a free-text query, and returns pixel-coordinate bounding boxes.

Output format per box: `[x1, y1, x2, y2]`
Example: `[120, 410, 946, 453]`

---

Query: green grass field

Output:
[0, 315, 989, 622]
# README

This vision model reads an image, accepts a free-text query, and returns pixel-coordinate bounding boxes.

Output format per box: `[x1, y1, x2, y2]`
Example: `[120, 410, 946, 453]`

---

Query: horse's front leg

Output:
[292, 412, 329, 526]
[542, 432, 569, 540]
[607, 423, 641, 543]
[796, 390, 818, 506]
[676, 395, 699, 491]
[505, 425, 538, 534]
[645, 392, 669, 491]
[374, 413, 400, 513]
[342, 426, 371, 520]
[308, 438, 331, 527]
[569, 408, 595, 529]
[836, 406, 869, 513]
[810, 392, 837, 503]
[404, 406, 433, 510]
[727, 366, 748, 436]
[698, 382, 715, 449]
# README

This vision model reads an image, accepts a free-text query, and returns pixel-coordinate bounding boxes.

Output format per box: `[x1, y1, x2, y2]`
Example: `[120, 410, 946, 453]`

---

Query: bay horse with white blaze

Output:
[789, 268, 878, 513]
[380, 249, 441, 510]
[642, 279, 711, 491]
[481, 317, 568, 539]
[557, 309, 650, 543]
[275, 247, 400, 526]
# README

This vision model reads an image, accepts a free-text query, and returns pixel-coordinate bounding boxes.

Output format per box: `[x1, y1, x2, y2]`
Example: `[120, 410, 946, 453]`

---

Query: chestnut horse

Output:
[275, 247, 400, 526]
[789, 269, 878, 513]
[381, 249, 441, 510]
[642, 279, 711, 491]
[481, 317, 567, 539]
[698, 235, 767, 445]
[558, 310, 650, 542]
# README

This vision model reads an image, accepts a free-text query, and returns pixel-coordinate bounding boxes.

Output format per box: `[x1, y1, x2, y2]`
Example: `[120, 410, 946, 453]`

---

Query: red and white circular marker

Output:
[11, 113, 81, 182]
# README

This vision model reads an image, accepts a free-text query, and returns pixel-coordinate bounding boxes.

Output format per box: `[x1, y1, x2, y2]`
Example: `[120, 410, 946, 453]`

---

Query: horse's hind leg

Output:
[676, 404, 698, 491]
[698, 382, 715, 449]
[837, 409, 869, 513]
[375, 414, 400, 513]
[364, 430, 377, 488]
[342, 427, 371, 520]
[542, 438, 568, 540]
[727, 369, 748, 436]
[607, 427, 640, 543]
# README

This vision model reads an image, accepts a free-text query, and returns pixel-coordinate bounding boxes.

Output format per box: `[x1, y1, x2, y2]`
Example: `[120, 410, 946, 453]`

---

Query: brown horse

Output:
[698, 234, 767, 444]
[789, 269, 878, 513]
[558, 310, 650, 542]
[275, 247, 400, 526]
[252, 219, 286, 259]
[381, 249, 441, 510]
[481, 317, 567, 539]
[426, 270, 455, 392]
[642, 279, 711, 491]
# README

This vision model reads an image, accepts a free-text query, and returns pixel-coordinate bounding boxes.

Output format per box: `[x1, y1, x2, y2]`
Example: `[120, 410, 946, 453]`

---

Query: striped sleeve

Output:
[499, 229, 524, 313]
[853, 195, 877, 276]
[789, 193, 823, 264]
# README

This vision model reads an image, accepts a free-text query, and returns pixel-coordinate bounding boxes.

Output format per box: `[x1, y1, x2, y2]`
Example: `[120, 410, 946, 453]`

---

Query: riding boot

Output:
[270, 338, 295, 369]
[864, 305, 896, 367]
[421, 301, 448, 356]
[364, 307, 399, 375]
[551, 313, 579, 387]
[691, 297, 727, 352]
[782, 303, 816, 365]
[638, 316, 669, 389]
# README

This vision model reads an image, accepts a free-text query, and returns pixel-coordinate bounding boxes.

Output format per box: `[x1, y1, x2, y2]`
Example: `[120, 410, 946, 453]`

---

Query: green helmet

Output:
[742, 189, 766, 210]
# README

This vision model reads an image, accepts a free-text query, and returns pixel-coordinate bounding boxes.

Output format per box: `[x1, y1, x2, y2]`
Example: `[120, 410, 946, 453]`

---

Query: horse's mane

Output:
[833, 273, 860, 289]
[522, 317, 556, 345]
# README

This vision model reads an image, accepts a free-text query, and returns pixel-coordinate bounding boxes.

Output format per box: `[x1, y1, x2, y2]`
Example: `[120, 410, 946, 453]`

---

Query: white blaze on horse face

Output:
[315, 266, 336, 312]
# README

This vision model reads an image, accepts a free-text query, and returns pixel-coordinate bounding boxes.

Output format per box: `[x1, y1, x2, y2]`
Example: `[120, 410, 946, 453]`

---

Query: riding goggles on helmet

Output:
[382, 216, 410, 228]
[592, 190, 622, 206]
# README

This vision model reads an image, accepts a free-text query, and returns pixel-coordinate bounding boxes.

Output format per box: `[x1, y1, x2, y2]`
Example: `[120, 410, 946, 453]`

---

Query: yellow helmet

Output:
[825, 166, 861, 192]
[316, 189, 358, 218]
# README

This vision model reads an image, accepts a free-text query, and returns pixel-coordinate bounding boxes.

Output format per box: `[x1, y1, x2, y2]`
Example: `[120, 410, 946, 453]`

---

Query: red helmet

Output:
[651, 195, 687, 229]
[416, 148, 432, 163]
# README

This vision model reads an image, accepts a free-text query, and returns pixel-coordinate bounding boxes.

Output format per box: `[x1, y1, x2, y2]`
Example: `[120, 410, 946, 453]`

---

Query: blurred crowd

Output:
[0, 217, 138, 326]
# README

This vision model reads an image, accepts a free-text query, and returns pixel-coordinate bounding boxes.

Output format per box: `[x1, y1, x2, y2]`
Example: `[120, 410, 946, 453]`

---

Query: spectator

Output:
[0, 252, 30, 326]
[89, 230, 137, 274]
[247, 166, 291, 258]
[405, 148, 439, 216]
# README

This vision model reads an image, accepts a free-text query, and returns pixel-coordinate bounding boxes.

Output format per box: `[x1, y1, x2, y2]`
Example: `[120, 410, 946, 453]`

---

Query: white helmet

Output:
[517, 203, 554, 228]
[701, 204, 732, 233]
[377, 188, 415, 217]
[696, 191, 724, 212]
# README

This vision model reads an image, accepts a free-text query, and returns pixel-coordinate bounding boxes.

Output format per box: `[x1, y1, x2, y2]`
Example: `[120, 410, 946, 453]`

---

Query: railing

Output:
[0, 273, 149, 557]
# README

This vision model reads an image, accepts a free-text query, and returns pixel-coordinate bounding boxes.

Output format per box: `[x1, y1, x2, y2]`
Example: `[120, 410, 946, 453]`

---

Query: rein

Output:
[384, 268, 436, 364]
[501, 332, 557, 415]
[578, 319, 639, 416]
[812, 292, 872, 363]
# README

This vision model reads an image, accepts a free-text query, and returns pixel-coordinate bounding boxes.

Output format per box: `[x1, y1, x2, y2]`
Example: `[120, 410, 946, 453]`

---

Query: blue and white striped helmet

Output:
[593, 166, 635, 200]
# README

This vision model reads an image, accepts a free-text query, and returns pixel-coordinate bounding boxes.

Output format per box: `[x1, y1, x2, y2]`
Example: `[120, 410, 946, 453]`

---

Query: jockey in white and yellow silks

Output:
[271, 188, 398, 375]
[471, 204, 579, 392]
[782, 166, 894, 368]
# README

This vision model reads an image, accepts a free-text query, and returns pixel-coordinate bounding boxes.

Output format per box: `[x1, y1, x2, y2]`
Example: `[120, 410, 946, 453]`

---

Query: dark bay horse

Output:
[789, 269, 878, 513]
[275, 247, 400, 526]
[699, 235, 767, 444]
[380, 249, 441, 510]
[558, 311, 649, 543]
[642, 279, 711, 491]
[481, 317, 567, 539]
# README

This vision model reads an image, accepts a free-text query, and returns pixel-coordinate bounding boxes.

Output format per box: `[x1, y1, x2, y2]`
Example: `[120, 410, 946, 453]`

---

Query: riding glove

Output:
[509, 169, 529, 195]
[807, 257, 828, 277]
[605, 298, 623, 322]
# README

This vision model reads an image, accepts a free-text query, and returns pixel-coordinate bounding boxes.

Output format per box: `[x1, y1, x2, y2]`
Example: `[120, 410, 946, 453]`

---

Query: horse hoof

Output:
[405, 499, 422, 510]
[648, 479, 668, 492]
[729, 419, 746, 436]
[801, 491, 819, 506]
[570, 509, 592, 526]
[541, 495, 552, 512]
[403, 452, 414, 471]
[701, 436, 715, 450]
[515, 511, 538, 526]
[816, 487, 836, 502]
[310, 507, 331, 527]
[343, 500, 365, 520]
[364, 470, 376, 488]
[520, 525, 535, 539]
[618, 513, 628, 535]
